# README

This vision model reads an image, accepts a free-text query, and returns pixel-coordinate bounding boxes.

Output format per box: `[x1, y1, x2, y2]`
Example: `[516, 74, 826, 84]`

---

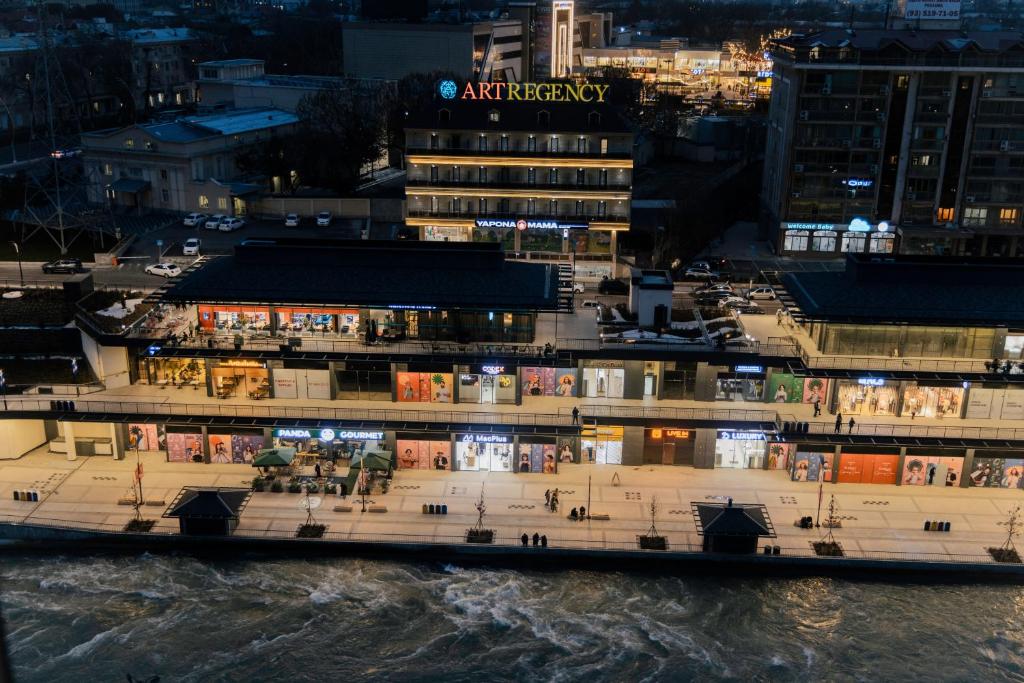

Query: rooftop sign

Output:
[440, 80, 610, 103]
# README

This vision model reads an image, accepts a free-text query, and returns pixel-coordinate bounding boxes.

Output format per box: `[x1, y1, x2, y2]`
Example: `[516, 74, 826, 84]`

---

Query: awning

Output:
[110, 178, 151, 194]
[351, 451, 392, 471]
[228, 182, 263, 197]
[253, 447, 296, 467]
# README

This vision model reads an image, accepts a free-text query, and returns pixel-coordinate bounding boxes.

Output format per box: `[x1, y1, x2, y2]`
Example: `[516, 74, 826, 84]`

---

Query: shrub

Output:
[251, 477, 265, 492]
[287, 481, 302, 493]
[305, 482, 319, 494]
[270, 480, 284, 493]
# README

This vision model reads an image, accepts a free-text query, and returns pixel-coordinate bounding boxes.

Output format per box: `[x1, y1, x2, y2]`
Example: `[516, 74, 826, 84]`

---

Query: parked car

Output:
[731, 302, 765, 315]
[717, 295, 751, 309]
[572, 282, 585, 293]
[694, 291, 733, 306]
[316, 211, 332, 226]
[598, 277, 629, 295]
[183, 212, 206, 227]
[182, 238, 200, 256]
[219, 216, 245, 232]
[684, 267, 719, 280]
[744, 286, 777, 300]
[41, 258, 84, 274]
[145, 262, 182, 278]
[284, 213, 300, 227]
[204, 214, 225, 230]
[696, 282, 733, 294]
[580, 299, 600, 308]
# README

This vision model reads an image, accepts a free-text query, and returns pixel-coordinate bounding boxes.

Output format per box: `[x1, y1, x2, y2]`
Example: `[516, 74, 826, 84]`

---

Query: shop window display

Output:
[127, 423, 165, 452]
[900, 384, 964, 418]
[167, 433, 204, 463]
[397, 372, 453, 403]
[521, 367, 577, 398]
[211, 365, 270, 400]
[902, 456, 963, 487]
[716, 378, 765, 402]
[138, 358, 206, 387]
[968, 457, 1024, 489]
[836, 453, 899, 484]
[835, 381, 898, 416]
[790, 451, 835, 482]
[581, 427, 623, 464]
[455, 437, 514, 471]
[714, 434, 766, 469]
[397, 440, 451, 470]
[583, 367, 624, 398]
[516, 443, 557, 473]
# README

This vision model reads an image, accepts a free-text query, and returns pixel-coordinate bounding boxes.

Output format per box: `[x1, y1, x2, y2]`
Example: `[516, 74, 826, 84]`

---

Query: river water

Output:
[3, 554, 1023, 682]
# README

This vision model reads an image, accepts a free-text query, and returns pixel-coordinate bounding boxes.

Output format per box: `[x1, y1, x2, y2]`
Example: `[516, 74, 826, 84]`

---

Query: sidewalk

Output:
[0, 447, 1019, 561]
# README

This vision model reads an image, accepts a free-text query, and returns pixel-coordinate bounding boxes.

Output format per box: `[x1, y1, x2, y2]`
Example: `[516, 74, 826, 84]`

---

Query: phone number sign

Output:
[904, 1, 960, 20]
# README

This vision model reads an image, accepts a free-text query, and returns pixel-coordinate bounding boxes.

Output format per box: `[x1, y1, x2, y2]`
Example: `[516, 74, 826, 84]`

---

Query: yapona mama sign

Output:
[439, 79, 609, 103]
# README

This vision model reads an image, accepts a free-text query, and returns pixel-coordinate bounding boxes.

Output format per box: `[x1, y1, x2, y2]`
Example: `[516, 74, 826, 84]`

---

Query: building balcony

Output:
[406, 179, 633, 193]
[406, 209, 630, 225]
[406, 146, 633, 161]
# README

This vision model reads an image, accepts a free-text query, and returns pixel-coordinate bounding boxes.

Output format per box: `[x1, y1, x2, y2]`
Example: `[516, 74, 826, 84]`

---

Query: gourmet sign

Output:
[439, 79, 609, 103]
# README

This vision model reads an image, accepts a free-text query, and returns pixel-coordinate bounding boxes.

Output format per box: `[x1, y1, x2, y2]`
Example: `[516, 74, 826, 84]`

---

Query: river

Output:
[3, 554, 1023, 682]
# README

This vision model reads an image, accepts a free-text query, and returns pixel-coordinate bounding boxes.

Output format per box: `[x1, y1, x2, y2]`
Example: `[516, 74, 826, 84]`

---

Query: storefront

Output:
[517, 435, 567, 474]
[716, 366, 766, 402]
[520, 366, 578, 400]
[208, 431, 265, 464]
[275, 307, 360, 338]
[901, 448, 965, 487]
[210, 360, 270, 399]
[581, 425, 624, 464]
[396, 370, 454, 403]
[834, 378, 898, 416]
[836, 449, 899, 484]
[643, 428, 695, 466]
[900, 382, 965, 419]
[127, 423, 166, 452]
[335, 360, 393, 402]
[458, 365, 516, 404]
[166, 428, 204, 463]
[965, 387, 1024, 420]
[272, 364, 332, 400]
[767, 442, 796, 471]
[779, 221, 895, 256]
[136, 357, 206, 388]
[198, 305, 270, 332]
[396, 432, 451, 470]
[713, 430, 767, 469]
[455, 433, 515, 471]
[968, 451, 1024, 489]
[790, 448, 835, 482]
[273, 428, 387, 462]
[766, 373, 829, 405]
[582, 361, 624, 399]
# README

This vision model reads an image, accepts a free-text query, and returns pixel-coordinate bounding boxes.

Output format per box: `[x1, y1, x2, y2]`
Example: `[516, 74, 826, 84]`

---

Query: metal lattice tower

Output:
[18, 1, 117, 255]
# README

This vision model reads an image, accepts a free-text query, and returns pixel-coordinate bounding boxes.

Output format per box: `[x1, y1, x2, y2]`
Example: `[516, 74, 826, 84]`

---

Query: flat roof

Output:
[784, 254, 1024, 326]
[773, 28, 1024, 54]
[161, 239, 559, 310]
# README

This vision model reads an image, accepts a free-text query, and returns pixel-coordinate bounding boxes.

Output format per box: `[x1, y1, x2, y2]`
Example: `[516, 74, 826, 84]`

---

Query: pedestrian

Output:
[848, 417, 856, 434]
[570, 507, 579, 520]
[314, 462, 322, 479]
[579, 505, 586, 519]
[544, 489, 551, 508]
[776, 309, 783, 325]
[552, 488, 559, 508]
[813, 397, 821, 417]
[911, 410, 916, 420]
[551, 498, 558, 513]
[571, 406, 580, 425]
[532, 532, 540, 546]
[540, 534, 547, 547]
[834, 412, 843, 433]
[521, 533, 529, 547]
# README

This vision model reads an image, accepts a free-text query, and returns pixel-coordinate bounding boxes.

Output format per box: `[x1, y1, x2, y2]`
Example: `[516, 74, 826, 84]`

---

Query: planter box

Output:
[638, 535, 667, 550]
[296, 524, 327, 538]
[124, 519, 156, 533]
[988, 547, 1022, 563]
[466, 529, 494, 544]
[812, 541, 844, 557]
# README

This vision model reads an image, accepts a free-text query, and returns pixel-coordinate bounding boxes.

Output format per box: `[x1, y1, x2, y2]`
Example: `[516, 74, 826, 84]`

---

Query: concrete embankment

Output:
[2, 522, 1024, 582]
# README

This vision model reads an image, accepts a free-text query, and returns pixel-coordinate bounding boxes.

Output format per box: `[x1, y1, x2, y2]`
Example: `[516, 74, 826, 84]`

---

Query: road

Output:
[0, 262, 166, 290]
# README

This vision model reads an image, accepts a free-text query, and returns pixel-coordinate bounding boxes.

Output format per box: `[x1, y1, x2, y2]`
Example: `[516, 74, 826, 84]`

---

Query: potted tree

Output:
[465, 485, 494, 543]
[638, 496, 667, 550]
[812, 496, 844, 557]
[989, 506, 1023, 563]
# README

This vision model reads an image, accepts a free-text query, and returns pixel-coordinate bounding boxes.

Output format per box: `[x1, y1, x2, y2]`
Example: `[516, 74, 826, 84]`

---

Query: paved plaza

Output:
[1, 447, 1021, 562]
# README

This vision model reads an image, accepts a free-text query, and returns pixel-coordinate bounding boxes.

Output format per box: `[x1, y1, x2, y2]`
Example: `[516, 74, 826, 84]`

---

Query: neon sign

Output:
[442, 81, 610, 103]
[461, 434, 509, 444]
[475, 218, 588, 231]
[274, 429, 384, 440]
[857, 378, 885, 386]
[481, 365, 505, 375]
[717, 431, 765, 441]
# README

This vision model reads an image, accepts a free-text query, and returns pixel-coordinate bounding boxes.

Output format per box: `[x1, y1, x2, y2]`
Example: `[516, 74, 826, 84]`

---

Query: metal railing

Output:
[0, 514, 1003, 565]
[556, 336, 800, 357]
[801, 351, 992, 373]
[568, 405, 777, 423]
[781, 416, 1024, 441]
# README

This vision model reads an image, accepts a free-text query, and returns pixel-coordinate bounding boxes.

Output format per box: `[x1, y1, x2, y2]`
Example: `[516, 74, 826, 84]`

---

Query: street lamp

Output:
[9, 242, 23, 288]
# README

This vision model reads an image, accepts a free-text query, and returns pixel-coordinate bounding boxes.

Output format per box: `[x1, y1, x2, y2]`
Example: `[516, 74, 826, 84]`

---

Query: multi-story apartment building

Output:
[763, 28, 1024, 257]
[81, 108, 298, 214]
[404, 96, 633, 261]
[122, 28, 199, 111]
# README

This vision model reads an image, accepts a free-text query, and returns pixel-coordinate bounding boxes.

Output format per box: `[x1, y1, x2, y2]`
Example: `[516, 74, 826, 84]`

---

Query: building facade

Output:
[764, 29, 1024, 257]
[403, 96, 633, 260]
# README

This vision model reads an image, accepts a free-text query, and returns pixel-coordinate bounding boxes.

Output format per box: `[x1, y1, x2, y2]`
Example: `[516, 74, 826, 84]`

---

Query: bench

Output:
[368, 505, 387, 513]
[333, 505, 353, 513]
[117, 497, 136, 506]
[145, 500, 166, 507]
[589, 513, 611, 521]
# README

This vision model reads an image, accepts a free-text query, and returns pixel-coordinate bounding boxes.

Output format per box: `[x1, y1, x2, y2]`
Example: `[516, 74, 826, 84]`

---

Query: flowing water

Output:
[3, 554, 1024, 682]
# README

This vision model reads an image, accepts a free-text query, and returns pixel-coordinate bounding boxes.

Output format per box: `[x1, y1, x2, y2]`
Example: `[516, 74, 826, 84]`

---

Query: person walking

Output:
[314, 462, 322, 479]
[834, 412, 843, 433]
[571, 406, 580, 425]
[848, 417, 856, 434]
[544, 489, 551, 509]
[813, 397, 821, 417]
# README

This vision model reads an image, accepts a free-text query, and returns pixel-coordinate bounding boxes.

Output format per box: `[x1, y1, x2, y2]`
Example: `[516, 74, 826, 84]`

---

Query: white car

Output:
[717, 295, 751, 309]
[219, 217, 245, 232]
[183, 212, 206, 227]
[145, 262, 182, 278]
[316, 211, 331, 226]
[182, 238, 200, 256]
[284, 213, 300, 227]
[580, 299, 600, 308]
[698, 283, 733, 294]
[685, 267, 718, 280]
[572, 282, 585, 293]
[204, 214, 225, 230]
[745, 286, 777, 300]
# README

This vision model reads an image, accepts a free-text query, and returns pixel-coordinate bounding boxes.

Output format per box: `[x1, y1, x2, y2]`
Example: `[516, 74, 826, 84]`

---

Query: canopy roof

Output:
[253, 447, 296, 467]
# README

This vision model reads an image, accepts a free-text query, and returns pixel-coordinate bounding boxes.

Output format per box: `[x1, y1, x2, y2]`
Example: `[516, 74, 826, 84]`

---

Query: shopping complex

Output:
[1, 240, 1024, 500]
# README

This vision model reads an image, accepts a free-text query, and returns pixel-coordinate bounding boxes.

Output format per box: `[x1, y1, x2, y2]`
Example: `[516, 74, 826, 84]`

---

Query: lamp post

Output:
[9, 242, 23, 288]
[815, 455, 825, 527]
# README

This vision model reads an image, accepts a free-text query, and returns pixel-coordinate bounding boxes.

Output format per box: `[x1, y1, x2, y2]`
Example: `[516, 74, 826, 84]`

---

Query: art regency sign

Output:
[439, 79, 610, 103]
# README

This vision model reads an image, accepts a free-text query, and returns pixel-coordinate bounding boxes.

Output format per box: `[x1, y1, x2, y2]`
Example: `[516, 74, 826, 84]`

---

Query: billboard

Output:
[904, 1, 960, 20]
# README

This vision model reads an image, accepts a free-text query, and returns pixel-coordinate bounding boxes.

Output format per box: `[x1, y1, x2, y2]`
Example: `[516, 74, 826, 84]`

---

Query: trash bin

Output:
[422, 503, 428, 514]
[441, 504, 448, 515]
[428, 503, 435, 514]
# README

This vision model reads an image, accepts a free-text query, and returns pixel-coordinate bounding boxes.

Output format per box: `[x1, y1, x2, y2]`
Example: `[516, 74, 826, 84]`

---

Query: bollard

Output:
[773, 545, 781, 556]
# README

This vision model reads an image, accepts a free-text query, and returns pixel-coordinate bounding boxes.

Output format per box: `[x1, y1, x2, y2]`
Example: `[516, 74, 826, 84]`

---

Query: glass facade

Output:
[811, 322, 998, 359]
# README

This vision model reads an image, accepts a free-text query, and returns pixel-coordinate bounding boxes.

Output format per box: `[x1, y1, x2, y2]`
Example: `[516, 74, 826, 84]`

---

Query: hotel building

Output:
[763, 28, 1024, 257]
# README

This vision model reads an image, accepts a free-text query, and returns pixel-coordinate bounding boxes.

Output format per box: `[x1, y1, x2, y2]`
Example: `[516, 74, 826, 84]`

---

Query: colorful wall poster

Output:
[902, 456, 964, 487]
[968, 458, 1024, 488]
[521, 367, 577, 397]
[768, 372, 803, 403]
[397, 372, 453, 403]
[127, 423, 165, 452]
[767, 442, 794, 470]
[791, 451, 835, 482]
[837, 454, 899, 484]
[166, 432, 203, 463]
[230, 434, 264, 464]
[208, 434, 233, 464]
[802, 378, 828, 405]
[396, 440, 451, 470]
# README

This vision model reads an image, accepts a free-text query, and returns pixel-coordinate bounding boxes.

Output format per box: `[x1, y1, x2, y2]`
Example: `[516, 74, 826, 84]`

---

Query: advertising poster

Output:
[802, 378, 828, 405]
[127, 423, 165, 452]
[521, 367, 577, 397]
[767, 442, 794, 470]
[791, 451, 834, 482]
[518, 444, 534, 473]
[966, 389, 995, 419]
[968, 458, 1024, 488]
[557, 438, 576, 465]
[208, 434, 233, 464]
[837, 454, 898, 484]
[397, 441, 421, 469]
[903, 456, 963, 487]
[396, 440, 450, 470]
[166, 433, 203, 463]
[904, 0, 961, 20]
[231, 434, 264, 464]
[768, 373, 803, 403]
[397, 372, 453, 403]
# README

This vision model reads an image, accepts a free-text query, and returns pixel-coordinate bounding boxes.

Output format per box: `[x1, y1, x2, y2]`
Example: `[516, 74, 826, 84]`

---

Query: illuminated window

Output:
[217, 197, 228, 210]
[430, 133, 438, 150]
[1000, 208, 1019, 225]
[936, 207, 954, 223]
[478, 166, 487, 183]
[123, 138, 135, 149]
[527, 135, 536, 152]
[478, 134, 487, 151]
[550, 135, 559, 152]
[576, 168, 585, 185]
[488, 109, 500, 123]
[963, 207, 987, 227]
[102, 163, 113, 176]
[198, 195, 209, 208]
[911, 155, 931, 166]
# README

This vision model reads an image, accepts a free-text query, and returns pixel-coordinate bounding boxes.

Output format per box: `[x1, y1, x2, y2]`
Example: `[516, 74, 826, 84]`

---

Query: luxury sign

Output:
[439, 80, 610, 103]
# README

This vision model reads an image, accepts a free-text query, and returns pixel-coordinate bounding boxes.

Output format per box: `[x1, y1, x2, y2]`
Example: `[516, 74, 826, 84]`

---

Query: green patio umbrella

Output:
[350, 451, 392, 472]
[253, 447, 296, 468]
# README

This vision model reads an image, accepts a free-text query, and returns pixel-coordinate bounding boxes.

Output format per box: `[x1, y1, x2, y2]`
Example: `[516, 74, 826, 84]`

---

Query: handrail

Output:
[780, 415, 1024, 441]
